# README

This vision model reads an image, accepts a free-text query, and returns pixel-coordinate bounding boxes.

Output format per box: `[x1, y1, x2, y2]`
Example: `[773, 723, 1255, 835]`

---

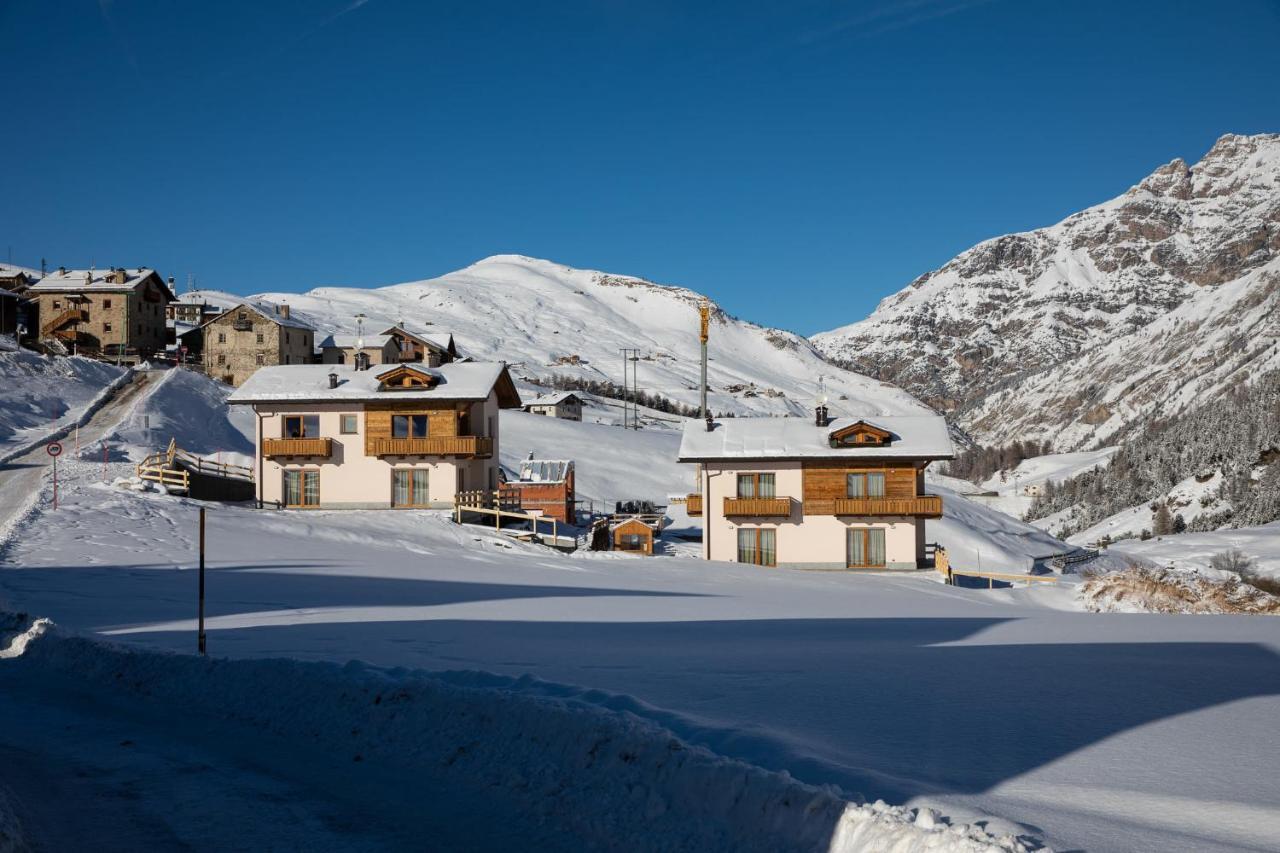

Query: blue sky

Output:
[2, 1, 1278, 335]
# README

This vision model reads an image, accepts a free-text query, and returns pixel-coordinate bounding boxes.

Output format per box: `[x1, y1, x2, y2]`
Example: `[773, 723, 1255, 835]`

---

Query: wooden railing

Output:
[723, 497, 791, 517]
[686, 493, 702, 515]
[263, 437, 332, 457]
[368, 436, 493, 458]
[818, 495, 943, 517]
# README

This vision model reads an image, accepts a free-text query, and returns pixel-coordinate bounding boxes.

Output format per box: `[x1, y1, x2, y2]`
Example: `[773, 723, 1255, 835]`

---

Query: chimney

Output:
[815, 404, 829, 427]
[167, 275, 175, 289]
[354, 351, 370, 372]
[704, 414, 714, 432]
[57, 266, 66, 276]
[328, 371, 339, 389]
[280, 304, 291, 319]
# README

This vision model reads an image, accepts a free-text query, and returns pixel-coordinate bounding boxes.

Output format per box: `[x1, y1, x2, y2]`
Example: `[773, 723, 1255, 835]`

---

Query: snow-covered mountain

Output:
[812, 133, 1280, 449]
[192, 255, 931, 419]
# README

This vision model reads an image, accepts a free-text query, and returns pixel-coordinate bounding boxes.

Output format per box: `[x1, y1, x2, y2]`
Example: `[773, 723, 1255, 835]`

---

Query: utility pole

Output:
[198, 507, 207, 655]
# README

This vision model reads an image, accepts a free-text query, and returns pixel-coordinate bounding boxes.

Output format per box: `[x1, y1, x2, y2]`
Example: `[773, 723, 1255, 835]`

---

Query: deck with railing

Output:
[723, 497, 792, 517]
[368, 435, 493, 458]
[263, 437, 333, 457]
[820, 495, 943, 517]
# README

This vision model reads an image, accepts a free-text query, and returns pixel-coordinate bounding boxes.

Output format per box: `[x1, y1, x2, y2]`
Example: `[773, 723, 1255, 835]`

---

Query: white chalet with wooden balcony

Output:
[678, 407, 954, 570]
[228, 361, 521, 509]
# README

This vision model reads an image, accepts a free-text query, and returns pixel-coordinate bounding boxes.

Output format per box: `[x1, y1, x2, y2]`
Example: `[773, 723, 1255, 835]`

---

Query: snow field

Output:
[3, 614, 1028, 853]
[0, 349, 127, 463]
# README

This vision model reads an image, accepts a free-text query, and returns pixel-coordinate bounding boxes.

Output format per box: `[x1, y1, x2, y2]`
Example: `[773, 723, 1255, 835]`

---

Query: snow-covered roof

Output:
[202, 301, 314, 331]
[30, 268, 172, 297]
[228, 361, 522, 407]
[318, 334, 393, 349]
[527, 391, 581, 407]
[678, 414, 955, 462]
[383, 324, 453, 353]
[514, 459, 573, 483]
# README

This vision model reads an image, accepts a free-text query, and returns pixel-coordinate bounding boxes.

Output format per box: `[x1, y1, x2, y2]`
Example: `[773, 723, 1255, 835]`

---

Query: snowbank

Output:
[0, 350, 128, 462]
[6, 615, 1028, 853]
[1081, 566, 1280, 615]
[97, 367, 254, 461]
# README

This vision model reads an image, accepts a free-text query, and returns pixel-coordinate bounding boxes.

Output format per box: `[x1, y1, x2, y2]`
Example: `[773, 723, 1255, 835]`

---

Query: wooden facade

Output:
[363, 399, 492, 459]
[800, 460, 928, 515]
[613, 517, 655, 555]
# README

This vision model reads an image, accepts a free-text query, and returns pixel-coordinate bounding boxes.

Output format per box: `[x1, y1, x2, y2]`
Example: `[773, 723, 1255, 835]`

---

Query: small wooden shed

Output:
[612, 517, 655, 555]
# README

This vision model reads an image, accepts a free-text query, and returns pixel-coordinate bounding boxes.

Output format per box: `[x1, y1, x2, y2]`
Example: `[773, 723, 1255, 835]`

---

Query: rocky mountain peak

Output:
[811, 133, 1280, 450]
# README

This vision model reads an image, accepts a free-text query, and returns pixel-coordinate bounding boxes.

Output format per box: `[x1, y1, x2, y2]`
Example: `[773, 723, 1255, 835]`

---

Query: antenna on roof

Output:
[698, 299, 711, 430]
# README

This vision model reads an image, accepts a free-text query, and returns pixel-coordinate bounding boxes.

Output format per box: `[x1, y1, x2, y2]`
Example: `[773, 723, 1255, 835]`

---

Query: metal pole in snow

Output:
[52, 455, 57, 510]
[198, 507, 206, 655]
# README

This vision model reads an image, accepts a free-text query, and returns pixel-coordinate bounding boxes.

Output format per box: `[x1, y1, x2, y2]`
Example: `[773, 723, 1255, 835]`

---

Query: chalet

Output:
[319, 334, 399, 366]
[677, 407, 953, 570]
[28, 267, 174, 358]
[0, 268, 31, 295]
[168, 299, 222, 325]
[502, 458, 575, 523]
[524, 391, 583, 421]
[383, 325, 458, 366]
[227, 361, 522, 509]
[200, 302, 315, 386]
[612, 517, 656, 555]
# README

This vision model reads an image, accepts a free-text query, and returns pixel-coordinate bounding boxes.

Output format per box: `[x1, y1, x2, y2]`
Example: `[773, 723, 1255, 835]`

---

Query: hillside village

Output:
[4, 142, 1280, 853]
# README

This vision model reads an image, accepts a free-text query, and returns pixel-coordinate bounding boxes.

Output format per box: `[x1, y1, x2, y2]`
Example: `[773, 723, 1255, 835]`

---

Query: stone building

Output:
[200, 302, 315, 386]
[319, 333, 399, 366]
[28, 267, 174, 359]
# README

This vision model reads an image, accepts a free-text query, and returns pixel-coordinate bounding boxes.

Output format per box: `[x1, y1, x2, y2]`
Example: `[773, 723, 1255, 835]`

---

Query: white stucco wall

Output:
[700, 461, 921, 570]
[252, 391, 501, 509]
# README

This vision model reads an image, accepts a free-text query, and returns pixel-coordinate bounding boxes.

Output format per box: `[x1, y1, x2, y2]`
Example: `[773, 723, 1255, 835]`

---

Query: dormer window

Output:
[377, 365, 437, 391]
[829, 420, 893, 448]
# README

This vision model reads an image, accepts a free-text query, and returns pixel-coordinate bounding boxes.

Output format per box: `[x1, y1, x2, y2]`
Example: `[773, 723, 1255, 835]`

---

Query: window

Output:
[238, 312, 248, 321]
[283, 470, 320, 507]
[256, 333, 264, 344]
[846, 472, 886, 499]
[255, 354, 264, 365]
[847, 528, 886, 568]
[391, 469, 430, 507]
[284, 355, 290, 365]
[623, 534, 645, 549]
[737, 528, 777, 566]
[391, 414, 428, 438]
[217, 354, 226, 365]
[340, 414, 358, 434]
[103, 299, 112, 309]
[736, 473, 776, 498]
[52, 300, 61, 309]
[282, 414, 320, 438]
[285, 332, 291, 344]
[103, 322, 112, 332]
[218, 332, 226, 343]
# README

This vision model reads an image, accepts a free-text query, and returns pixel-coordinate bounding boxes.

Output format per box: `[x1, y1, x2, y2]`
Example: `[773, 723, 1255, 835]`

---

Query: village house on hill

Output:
[199, 302, 315, 386]
[523, 391, 583, 421]
[28, 267, 174, 359]
[319, 333, 399, 366]
[678, 406, 953, 569]
[228, 360, 521, 509]
[383, 324, 458, 365]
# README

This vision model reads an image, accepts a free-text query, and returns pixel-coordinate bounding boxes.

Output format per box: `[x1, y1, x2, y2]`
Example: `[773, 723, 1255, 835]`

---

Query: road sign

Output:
[46, 442, 63, 457]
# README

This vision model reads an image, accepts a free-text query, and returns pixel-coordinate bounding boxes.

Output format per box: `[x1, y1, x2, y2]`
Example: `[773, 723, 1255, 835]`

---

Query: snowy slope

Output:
[813, 133, 1280, 449]
[0, 349, 126, 459]
[201, 255, 932, 420]
[99, 367, 256, 463]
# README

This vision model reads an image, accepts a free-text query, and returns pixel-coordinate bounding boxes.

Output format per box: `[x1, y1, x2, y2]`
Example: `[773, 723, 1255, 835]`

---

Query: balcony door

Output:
[392, 469, 430, 507]
[847, 527, 886, 568]
[736, 473, 776, 498]
[846, 472, 886, 499]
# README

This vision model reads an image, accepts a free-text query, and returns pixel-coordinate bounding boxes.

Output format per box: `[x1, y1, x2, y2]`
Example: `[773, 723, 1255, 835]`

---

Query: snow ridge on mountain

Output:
[812, 133, 1280, 449]
[197, 255, 931, 420]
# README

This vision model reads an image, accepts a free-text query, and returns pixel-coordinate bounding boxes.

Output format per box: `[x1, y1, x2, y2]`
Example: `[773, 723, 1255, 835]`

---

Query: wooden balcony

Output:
[685, 493, 702, 516]
[368, 435, 493, 458]
[723, 497, 792, 517]
[826, 495, 943, 518]
[42, 308, 89, 335]
[263, 437, 332, 458]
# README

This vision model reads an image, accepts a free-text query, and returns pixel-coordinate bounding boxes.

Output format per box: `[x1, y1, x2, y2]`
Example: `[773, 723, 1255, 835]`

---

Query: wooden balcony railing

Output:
[723, 497, 792, 517]
[263, 437, 332, 457]
[685, 493, 703, 516]
[42, 308, 89, 335]
[368, 435, 493, 458]
[825, 495, 943, 518]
